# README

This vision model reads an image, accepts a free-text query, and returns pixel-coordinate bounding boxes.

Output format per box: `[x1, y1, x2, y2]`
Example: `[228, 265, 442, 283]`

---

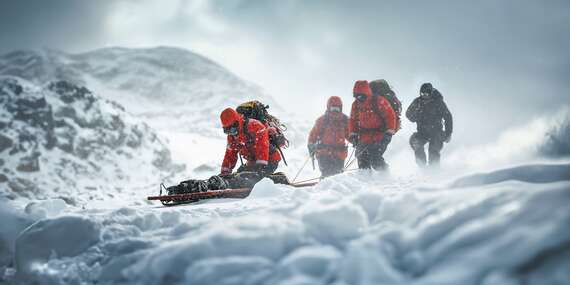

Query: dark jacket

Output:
[406, 89, 453, 138]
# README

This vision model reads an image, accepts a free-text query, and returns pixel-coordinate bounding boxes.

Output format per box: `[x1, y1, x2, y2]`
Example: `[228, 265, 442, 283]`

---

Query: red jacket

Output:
[308, 111, 350, 160]
[349, 81, 397, 144]
[221, 118, 281, 174]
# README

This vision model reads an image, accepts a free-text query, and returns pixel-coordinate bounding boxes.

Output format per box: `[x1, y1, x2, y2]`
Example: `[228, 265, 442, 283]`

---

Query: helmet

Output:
[220, 108, 241, 128]
[420, 83, 433, 94]
[327, 96, 343, 112]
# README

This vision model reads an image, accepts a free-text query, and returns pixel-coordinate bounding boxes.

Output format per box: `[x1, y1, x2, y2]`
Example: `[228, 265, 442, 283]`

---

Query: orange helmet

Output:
[327, 96, 343, 112]
[220, 108, 242, 128]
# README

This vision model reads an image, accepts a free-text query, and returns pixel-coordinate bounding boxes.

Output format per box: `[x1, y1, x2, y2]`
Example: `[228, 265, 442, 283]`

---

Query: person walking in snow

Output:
[406, 83, 453, 167]
[349, 80, 397, 170]
[369, 79, 402, 155]
[307, 96, 350, 177]
[167, 108, 282, 194]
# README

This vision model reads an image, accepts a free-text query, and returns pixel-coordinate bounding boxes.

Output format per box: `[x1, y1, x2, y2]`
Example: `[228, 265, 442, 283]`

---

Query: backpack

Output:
[237, 101, 289, 148]
[369, 79, 402, 130]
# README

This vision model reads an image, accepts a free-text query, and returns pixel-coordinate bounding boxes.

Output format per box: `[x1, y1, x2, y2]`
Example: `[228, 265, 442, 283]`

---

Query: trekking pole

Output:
[344, 144, 370, 170]
[344, 147, 355, 169]
[277, 146, 288, 166]
[292, 156, 311, 183]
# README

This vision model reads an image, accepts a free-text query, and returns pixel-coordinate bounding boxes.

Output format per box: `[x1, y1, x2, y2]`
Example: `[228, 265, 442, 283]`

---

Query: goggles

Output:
[223, 122, 239, 136]
[354, 93, 367, 102]
[329, 106, 342, 112]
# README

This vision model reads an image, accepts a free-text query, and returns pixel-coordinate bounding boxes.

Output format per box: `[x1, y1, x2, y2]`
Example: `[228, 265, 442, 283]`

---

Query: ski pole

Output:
[344, 147, 355, 169]
[292, 156, 311, 183]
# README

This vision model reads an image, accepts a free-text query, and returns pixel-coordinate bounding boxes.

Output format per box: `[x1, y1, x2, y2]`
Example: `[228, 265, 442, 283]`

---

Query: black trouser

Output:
[409, 132, 444, 167]
[356, 144, 388, 170]
[317, 155, 344, 177]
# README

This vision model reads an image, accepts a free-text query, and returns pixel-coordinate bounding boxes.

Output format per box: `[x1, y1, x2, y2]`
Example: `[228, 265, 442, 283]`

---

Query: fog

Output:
[1, 0, 569, 149]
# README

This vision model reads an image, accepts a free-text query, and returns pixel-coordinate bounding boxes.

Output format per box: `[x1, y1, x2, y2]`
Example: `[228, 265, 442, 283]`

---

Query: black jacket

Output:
[406, 89, 453, 138]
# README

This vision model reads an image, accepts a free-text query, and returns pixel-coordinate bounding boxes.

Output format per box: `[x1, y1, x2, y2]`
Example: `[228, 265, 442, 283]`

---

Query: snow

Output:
[1, 47, 569, 284]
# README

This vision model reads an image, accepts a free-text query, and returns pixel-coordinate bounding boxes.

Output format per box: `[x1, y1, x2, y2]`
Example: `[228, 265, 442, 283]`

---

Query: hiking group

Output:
[166, 80, 453, 195]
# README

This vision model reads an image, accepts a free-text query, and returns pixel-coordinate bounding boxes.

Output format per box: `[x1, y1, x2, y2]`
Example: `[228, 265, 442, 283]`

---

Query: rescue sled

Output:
[147, 180, 318, 206]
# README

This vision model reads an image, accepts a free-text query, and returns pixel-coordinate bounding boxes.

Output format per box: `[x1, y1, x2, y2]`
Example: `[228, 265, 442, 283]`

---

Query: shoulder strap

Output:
[242, 118, 254, 143]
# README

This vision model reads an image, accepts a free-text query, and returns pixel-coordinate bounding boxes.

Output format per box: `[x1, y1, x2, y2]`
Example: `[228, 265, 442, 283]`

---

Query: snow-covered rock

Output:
[0, 77, 183, 204]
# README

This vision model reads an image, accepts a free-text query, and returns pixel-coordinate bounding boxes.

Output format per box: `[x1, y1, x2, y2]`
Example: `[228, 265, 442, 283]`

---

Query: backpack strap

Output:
[242, 118, 254, 144]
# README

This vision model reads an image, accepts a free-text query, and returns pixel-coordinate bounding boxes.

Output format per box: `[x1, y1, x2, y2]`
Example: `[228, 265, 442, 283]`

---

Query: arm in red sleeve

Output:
[308, 117, 323, 145]
[250, 121, 270, 165]
[221, 136, 238, 174]
[378, 96, 397, 132]
[348, 101, 359, 141]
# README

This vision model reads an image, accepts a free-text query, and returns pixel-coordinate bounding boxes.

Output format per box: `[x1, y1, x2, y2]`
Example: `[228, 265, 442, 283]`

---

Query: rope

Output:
[292, 156, 311, 183]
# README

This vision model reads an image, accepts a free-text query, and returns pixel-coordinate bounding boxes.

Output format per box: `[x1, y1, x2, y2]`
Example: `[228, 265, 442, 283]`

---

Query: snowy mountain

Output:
[0, 77, 183, 205]
[0, 47, 281, 134]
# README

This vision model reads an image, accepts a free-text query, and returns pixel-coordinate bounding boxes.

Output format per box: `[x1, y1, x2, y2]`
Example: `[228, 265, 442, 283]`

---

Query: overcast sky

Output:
[1, 0, 569, 145]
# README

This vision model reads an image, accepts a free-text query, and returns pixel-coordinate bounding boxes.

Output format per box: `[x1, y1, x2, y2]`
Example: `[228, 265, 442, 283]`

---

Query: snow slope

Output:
[0, 47, 281, 135]
[2, 163, 569, 284]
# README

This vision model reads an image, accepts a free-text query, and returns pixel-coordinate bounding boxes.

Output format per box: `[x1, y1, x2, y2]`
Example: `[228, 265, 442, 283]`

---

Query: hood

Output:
[220, 107, 243, 127]
[353, 80, 372, 97]
[327, 96, 343, 112]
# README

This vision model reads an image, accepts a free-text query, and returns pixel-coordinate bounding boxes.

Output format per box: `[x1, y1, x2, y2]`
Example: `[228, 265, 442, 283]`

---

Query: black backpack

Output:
[369, 79, 402, 130]
[237, 101, 289, 148]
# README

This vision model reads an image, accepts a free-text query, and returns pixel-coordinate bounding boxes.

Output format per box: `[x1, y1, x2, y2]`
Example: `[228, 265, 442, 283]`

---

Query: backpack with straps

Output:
[237, 101, 289, 148]
[368, 79, 402, 131]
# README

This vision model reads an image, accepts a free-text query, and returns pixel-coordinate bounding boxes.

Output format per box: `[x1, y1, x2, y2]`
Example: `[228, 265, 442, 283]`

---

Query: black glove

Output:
[379, 133, 393, 154]
[349, 133, 359, 146]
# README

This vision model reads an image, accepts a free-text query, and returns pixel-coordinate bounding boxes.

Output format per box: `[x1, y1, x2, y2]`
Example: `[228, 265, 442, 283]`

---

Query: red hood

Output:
[327, 96, 343, 111]
[220, 108, 243, 127]
[353, 80, 372, 97]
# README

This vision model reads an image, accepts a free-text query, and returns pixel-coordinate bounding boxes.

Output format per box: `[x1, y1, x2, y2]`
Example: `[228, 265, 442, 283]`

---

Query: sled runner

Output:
[147, 176, 318, 206]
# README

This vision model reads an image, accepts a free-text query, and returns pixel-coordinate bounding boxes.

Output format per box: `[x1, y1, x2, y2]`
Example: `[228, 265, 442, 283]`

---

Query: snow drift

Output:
[3, 163, 568, 284]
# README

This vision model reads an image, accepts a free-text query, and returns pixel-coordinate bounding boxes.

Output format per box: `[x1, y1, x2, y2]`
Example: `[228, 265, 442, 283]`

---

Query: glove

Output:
[307, 144, 317, 156]
[379, 133, 393, 154]
[349, 133, 359, 146]
[444, 133, 452, 143]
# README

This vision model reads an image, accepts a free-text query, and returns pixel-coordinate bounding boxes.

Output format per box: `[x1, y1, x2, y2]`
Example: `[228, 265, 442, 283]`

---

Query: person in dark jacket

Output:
[308, 96, 350, 177]
[406, 83, 453, 167]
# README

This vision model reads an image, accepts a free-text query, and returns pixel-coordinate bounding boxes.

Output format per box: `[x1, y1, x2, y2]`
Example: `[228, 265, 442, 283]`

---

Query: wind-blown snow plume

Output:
[447, 108, 570, 170]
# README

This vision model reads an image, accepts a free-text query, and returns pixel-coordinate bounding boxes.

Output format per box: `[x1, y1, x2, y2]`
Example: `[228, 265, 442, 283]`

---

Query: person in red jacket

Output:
[220, 107, 281, 175]
[349, 80, 397, 170]
[307, 96, 350, 177]
[167, 108, 282, 194]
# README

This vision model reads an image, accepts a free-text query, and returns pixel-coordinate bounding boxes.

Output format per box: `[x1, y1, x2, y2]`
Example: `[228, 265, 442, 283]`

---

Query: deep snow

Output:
[1, 162, 569, 285]
[1, 47, 569, 285]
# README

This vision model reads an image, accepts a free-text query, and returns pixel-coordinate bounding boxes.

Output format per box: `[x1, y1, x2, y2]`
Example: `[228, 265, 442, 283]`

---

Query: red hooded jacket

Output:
[220, 109, 280, 174]
[349, 80, 397, 144]
[308, 96, 350, 160]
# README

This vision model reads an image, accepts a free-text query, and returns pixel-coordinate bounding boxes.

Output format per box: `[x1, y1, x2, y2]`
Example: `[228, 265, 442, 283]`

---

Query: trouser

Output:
[172, 161, 281, 193]
[409, 132, 444, 167]
[356, 144, 388, 170]
[317, 155, 344, 177]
